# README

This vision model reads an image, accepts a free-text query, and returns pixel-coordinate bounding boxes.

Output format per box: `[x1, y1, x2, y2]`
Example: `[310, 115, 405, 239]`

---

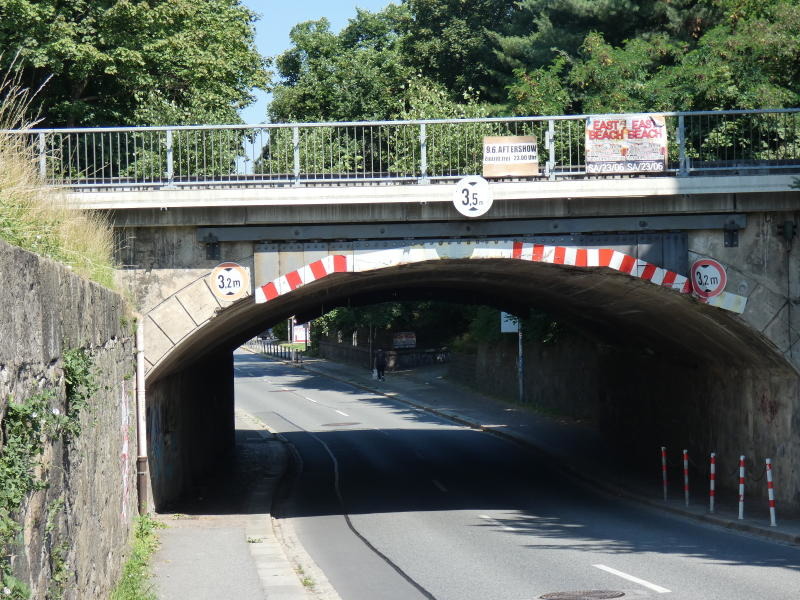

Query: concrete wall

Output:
[450, 329, 800, 509]
[689, 211, 800, 372]
[0, 239, 136, 599]
[146, 351, 234, 510]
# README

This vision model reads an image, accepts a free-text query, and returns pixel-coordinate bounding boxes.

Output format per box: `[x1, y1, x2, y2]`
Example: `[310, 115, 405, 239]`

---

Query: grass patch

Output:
[110, 515, 165, 600]
[0, 59, 117, 289]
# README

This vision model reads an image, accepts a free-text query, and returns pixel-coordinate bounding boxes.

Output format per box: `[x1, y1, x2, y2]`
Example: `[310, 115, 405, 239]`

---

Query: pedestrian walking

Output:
[374, 348, 386, 381]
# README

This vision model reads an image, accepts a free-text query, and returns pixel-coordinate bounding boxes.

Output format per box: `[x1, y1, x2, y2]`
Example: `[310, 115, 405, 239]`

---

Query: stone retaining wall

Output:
[450, 330, 800, 509]
[0, 239, 136, 599]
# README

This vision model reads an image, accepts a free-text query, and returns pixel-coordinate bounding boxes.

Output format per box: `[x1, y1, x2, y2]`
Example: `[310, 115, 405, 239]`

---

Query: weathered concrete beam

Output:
[71, 174, 798, 211]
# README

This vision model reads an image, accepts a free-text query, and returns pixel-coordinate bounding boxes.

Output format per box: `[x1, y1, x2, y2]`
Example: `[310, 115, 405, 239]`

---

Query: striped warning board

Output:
[253, 240, 746, 314]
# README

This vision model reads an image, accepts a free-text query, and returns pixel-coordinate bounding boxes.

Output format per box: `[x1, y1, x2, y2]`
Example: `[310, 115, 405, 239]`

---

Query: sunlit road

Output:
[234, 352, 800, 600]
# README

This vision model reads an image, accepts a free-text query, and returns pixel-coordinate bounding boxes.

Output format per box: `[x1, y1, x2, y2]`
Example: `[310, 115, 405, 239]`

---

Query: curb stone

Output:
[235, 407, 343, 600]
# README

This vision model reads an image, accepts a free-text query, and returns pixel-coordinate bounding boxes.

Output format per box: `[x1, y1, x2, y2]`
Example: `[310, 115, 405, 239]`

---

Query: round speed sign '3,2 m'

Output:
[209, 262, 250, 301]
[453, 176, 493, 217]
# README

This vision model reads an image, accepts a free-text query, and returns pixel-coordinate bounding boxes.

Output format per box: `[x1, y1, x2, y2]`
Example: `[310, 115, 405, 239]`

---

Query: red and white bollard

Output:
[738, 455, 746, 520]
[661, 446, 668, 501]
[683, 449, 690, 507]
[709, 453, 716, 513]
[766, 458, 777, 527]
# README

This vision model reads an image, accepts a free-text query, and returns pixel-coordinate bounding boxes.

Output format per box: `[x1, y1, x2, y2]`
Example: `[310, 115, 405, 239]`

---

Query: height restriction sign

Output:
[690, 258, 727, 299]
[209, 262, 250, 301]
[453, 175, 493, 217]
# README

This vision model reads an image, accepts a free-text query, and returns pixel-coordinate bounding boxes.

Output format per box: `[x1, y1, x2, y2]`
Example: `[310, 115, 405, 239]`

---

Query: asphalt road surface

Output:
[234, 352, 800, 600]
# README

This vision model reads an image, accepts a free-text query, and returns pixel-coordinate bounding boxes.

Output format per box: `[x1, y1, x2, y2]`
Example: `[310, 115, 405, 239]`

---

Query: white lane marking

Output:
[593, 564, 671, 594]
[335, 410, 349, 417]
[304, 397, 318, 403]
[432, 479, 448, 493]
[478, 514, 518, 532]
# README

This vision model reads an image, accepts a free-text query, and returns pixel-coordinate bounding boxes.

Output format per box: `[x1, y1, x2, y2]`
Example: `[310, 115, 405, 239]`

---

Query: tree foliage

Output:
[400, 0, 514, 101]
[504, 0, 800, 114]
[270, 8, 413, 122]
[0, 0, 269, 126]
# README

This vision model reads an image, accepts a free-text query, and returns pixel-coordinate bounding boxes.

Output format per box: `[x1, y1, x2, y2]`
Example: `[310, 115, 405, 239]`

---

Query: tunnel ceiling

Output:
[146, 258, 792, 383]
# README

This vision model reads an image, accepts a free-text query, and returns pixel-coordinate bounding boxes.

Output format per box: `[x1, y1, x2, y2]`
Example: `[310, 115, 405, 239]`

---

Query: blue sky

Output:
[240, 1, 392, 123]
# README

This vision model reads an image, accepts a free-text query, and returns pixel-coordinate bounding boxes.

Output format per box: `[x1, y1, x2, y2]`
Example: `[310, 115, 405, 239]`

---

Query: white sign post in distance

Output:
[209, 262, 250, 301]
[690, 258, 727, 299]
[453, 176, 493, 217]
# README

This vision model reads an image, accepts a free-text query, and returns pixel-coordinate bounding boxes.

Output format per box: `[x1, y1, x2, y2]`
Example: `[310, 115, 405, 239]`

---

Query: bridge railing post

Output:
[677, 114, 688, 177]
[165, 129, 175, 187]
[419, 123, 429, 184]
[545, 119, 556, 181]
[38, 131, 47, 181]
[293, 126, 300, 185]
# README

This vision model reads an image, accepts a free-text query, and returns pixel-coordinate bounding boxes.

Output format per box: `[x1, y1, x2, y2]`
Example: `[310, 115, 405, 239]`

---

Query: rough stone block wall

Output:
[147, 351, 234, 510]
[599, 354, 800, 510]
[318, 341, 371, 369]
[0, 239, 137, 599]
[450, 330, 800, 510]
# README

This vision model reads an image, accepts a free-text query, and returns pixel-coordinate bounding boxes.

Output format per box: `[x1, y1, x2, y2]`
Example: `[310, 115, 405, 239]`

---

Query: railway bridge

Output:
[27, 109, 800, 508]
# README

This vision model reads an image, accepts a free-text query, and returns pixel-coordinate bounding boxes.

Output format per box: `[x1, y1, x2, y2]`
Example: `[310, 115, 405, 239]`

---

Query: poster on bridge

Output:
[585, 114, 667, 174]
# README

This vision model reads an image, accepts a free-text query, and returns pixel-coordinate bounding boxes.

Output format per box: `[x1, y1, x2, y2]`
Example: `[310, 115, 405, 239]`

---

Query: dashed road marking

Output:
[593, 564, 671, 594]
[335, 410, 349, 417]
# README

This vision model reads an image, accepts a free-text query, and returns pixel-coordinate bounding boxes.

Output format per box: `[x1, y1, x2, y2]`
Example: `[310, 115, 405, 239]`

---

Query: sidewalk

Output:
[151, 410, 311, 600]
[292, 354, 800, 547]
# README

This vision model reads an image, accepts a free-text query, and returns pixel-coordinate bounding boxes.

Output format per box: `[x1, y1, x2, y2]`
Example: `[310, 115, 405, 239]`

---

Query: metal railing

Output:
[4, 108, 800, 190]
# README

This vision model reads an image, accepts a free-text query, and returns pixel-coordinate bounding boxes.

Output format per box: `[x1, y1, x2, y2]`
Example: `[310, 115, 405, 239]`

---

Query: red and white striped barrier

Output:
[683, 449, 690, 506]
[661, 446, 668, 501]
[766, 458, 777, 527]
[738, 455, 746, 520]
[252, 241, 729, 305]
[709, 453, 716, 513]
[254, 254, 348, 303]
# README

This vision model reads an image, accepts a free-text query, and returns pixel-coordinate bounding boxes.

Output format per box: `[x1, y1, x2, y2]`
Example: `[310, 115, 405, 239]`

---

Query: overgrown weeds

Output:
[109, 515, 165, 600]
[0, 56, 117, 288]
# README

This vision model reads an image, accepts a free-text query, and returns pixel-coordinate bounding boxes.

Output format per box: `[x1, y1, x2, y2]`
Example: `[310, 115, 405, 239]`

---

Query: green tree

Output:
[400, 0, 515, 101]
[0, 0, 269, 127]
[495, 0, 720, 77]
[505, 0, 800, 115]
[269, 8, 412, 123]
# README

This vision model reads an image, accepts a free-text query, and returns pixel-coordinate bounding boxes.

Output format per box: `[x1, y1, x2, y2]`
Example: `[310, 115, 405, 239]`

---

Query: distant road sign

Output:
[691, 258, 727, 299]
[500, 312, 519, 333]
[453, 176, 493, 217]
[209, 262, 249, 301]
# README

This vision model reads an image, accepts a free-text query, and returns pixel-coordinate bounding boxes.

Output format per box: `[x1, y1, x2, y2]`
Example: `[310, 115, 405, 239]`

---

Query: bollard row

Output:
[659, 447, 778, 527]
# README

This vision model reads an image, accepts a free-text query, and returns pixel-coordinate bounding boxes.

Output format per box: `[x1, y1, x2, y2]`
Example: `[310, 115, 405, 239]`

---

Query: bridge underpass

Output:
[143, 247, 797, 511]
[29, 109, 795, 511]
